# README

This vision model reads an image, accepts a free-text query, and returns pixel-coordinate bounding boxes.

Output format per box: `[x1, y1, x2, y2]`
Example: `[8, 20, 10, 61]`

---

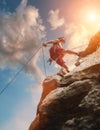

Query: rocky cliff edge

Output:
[29, 48, 100, 130]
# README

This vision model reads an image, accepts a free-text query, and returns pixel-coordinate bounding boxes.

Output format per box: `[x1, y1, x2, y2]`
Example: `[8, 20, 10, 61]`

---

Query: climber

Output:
[43, 37, 79, 73]
[75, 31, 100, 66]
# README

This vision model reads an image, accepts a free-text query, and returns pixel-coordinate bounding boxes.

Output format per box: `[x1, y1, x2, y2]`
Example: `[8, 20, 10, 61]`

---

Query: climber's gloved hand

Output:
[43, 42, 47, 47]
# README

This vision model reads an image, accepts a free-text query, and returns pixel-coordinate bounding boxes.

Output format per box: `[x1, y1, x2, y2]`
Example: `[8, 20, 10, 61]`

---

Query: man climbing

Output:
[43, 37, 78, 73]
[75, 31, 100, 66]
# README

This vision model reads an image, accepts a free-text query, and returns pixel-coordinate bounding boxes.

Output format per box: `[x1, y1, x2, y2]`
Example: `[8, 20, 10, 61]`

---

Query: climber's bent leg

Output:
[56, 58, 70, 73]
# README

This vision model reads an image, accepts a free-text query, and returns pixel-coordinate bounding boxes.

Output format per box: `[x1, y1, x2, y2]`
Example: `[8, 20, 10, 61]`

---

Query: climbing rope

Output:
[70, 43, 87, 50]
[0, 43, 87, 96]
[42, 47, 47, 77]
[0, 46, 42, 96]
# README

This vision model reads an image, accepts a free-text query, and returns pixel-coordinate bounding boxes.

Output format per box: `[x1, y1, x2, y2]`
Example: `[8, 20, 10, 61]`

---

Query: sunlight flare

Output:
[87, 11, 98, 22]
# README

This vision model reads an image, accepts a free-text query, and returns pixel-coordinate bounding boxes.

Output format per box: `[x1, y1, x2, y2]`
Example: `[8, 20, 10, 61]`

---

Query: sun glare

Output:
[87, 11, 97, 22]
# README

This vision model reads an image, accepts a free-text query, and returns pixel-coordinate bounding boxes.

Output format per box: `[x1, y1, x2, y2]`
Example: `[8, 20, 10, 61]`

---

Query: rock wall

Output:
[29, 63, 100, 130]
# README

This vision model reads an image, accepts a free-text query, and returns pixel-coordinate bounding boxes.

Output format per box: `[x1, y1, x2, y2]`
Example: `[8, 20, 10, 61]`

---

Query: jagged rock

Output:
[37, 75, 61, 114]
[29, 63, 100, 130]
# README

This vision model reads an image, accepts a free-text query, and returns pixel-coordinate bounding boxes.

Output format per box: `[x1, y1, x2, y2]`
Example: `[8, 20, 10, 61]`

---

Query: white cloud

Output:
[64, 23, 100, 51]
[0, 0, 46, 80]
[48, 9, 65, 30]
[65, 24, 89, 50]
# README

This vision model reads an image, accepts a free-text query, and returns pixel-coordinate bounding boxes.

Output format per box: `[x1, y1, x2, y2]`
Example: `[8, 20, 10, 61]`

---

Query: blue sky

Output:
[0, 0, 100, 130]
